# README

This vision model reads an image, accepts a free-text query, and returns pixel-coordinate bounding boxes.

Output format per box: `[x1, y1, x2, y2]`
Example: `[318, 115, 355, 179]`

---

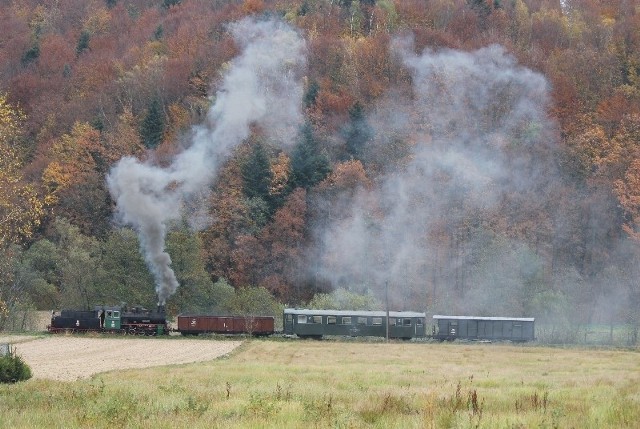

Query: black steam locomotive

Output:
[48, 305, 169, 336]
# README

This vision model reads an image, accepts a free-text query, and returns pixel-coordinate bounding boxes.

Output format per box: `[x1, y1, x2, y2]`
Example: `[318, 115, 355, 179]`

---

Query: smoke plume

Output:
[107, 18, 306, 304]
[312, 38, 555, 314]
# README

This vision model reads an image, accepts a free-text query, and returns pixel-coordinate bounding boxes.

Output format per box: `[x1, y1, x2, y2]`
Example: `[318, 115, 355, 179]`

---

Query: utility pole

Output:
[385, 280, 389, 342]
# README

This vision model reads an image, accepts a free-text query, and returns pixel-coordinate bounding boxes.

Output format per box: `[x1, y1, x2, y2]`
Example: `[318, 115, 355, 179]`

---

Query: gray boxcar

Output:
[432, 315, 535, 342]
[283, 309, 426, 339]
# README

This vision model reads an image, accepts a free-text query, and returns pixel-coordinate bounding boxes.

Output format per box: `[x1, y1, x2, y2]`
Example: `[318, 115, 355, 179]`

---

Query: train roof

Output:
[432, 315, 535, 322]
[284, 308, 426, 318]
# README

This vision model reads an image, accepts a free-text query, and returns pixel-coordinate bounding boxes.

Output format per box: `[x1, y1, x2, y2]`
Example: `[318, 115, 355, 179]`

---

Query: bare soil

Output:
[0, 335, 242, 381]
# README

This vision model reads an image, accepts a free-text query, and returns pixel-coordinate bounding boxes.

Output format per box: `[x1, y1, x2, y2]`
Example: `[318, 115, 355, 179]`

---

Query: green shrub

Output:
[0, 351, 32, 383]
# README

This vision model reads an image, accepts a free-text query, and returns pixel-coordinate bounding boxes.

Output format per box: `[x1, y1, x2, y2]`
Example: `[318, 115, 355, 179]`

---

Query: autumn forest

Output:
[1, 0, 640, 341]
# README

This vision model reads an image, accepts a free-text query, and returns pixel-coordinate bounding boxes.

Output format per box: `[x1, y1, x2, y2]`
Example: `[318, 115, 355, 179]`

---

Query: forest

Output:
[0, 0, 639, 342]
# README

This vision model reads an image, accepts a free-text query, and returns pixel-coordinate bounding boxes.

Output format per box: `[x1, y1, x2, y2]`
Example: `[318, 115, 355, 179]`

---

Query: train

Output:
[48, 305, 535, 342]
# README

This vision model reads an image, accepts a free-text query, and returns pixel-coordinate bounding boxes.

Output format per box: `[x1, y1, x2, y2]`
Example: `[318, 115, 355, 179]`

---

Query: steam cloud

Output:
[313, 39, 554, 314]
[107, 18, 306, 305]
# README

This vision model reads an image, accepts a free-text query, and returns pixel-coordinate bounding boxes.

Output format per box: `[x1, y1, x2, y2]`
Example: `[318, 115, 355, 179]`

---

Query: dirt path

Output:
[1, 335, 242, 381]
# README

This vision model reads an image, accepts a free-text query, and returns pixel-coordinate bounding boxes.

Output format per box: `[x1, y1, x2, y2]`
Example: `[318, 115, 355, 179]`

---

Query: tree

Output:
[14, 239, 60, 310]
[41, 122, 111, 236]
[290, 122, 331, 190]
[207, 278, 235, 313]
[0, 93, 43, 248]
[35, 218, 104, 310]
[165, 227, 216, 313]
[242, 141, 272, 201]
[75, 30, 90, 56]
[306, 288, 381, 310]
[228, 286, 282, 317]
[615, 158, 640, 241]
[0, 349, 32, 383]
[304, 79, 319, 108]
[98, 228, 155, 307]
[140, 97, 165, 149]
[259, 188, 308, 300]
[269, 152, 293, 210]
[342, 102, 373, 161]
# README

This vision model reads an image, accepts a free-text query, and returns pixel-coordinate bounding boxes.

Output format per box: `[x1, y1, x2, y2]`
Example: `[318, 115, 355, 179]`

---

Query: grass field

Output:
[1, 338, 639, 428]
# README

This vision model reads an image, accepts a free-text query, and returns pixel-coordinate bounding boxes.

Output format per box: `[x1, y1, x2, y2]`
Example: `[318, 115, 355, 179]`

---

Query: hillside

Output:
[1, 0, 639, 342]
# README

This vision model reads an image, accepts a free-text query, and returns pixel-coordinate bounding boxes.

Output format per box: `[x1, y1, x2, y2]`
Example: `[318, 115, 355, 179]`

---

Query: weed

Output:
[246, 392, 280, 418]
[274, 382, 291, 402]
[359, 392, 416, 424]
[303, 394, 335, 423]
[515, 390, 549, 413]
[185, 395, 209, 416]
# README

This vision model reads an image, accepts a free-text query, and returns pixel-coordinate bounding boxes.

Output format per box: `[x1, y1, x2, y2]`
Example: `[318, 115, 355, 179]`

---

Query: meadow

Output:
[1, 338, 639, 428]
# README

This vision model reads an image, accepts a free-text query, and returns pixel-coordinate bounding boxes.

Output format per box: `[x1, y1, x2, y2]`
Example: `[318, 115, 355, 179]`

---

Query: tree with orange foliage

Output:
[259, 188, 308, 300]
[41, 122, 111, 236]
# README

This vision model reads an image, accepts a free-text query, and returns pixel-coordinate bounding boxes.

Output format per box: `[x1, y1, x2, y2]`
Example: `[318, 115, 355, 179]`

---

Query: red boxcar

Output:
[177, 315, 275, 336]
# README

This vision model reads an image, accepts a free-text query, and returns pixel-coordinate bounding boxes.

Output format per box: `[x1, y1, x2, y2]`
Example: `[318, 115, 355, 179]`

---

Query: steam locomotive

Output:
[48, 305, 169, 336]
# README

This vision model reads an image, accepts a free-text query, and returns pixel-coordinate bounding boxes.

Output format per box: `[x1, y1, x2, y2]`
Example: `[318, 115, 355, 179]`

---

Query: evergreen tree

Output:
[163, 0, 181, 8]
[140, 97, 165, 149]
[342, 102, 373, 161]
[21, 43, 39, 66]
[304, 80, 319, 108]
[76, 31, 90, 56]
[153, 25, 164, 41]
[242, 142, 275, 228]
[242, 142, 272, 202]
[291, 123, 331, 190]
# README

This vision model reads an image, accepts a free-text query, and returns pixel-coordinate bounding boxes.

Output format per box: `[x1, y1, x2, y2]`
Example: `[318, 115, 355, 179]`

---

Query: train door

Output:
[512, 323, 522, 340]
[284, 312, 294, 335]
[448, 321, 458, 339]
[104, 309, 121, 330]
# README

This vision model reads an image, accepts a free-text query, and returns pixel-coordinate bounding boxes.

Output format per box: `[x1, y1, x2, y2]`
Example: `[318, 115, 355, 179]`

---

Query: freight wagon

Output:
[176, 315, 275, 336]
[283, 308, 427, 339]
[432, 315, 535, 342]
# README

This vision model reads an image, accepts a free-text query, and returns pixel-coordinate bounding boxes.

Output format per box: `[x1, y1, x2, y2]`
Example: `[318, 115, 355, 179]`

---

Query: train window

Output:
[286, 314, 292, 322]
[341, 317, 352, 325]
[372, 317, 382, 325]
[389, 318, 396, 326]
[416, 319, 424, 326]
[327, 316, 337, 324]
[113, 311, 120, 318]
[298, 315, 307, 324]
[106, 311, 112, 317]
[403, 318, 412, 326]
[357, 317, 367, 325]
[311, 316, 322, 324]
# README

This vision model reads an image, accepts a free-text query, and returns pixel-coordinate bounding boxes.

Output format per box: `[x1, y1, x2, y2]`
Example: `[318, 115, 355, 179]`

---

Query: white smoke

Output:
[313, 38, 553, 312]
[107, 18, 307, 304]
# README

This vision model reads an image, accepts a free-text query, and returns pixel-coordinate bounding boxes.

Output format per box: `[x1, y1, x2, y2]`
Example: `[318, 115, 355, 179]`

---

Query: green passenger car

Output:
[283, 309, 427, 339]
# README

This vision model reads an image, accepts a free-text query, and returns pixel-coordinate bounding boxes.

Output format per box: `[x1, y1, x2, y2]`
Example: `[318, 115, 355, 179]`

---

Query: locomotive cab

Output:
[96, 306, 122, 331]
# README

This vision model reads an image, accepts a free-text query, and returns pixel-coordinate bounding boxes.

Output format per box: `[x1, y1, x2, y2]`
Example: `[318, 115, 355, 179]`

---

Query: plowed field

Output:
[0, 335, 241, 381]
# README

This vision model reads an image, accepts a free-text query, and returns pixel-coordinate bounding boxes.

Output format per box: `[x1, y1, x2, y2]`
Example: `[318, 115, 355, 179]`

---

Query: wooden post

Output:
[386, 280, 389, 342]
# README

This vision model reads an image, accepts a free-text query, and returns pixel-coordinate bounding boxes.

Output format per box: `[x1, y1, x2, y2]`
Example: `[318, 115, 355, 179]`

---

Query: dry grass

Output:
[1, 338, 639, 428]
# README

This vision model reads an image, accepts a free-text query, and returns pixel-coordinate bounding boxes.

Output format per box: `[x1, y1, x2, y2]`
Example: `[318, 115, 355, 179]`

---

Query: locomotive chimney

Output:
[157, 304, 166, 315]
